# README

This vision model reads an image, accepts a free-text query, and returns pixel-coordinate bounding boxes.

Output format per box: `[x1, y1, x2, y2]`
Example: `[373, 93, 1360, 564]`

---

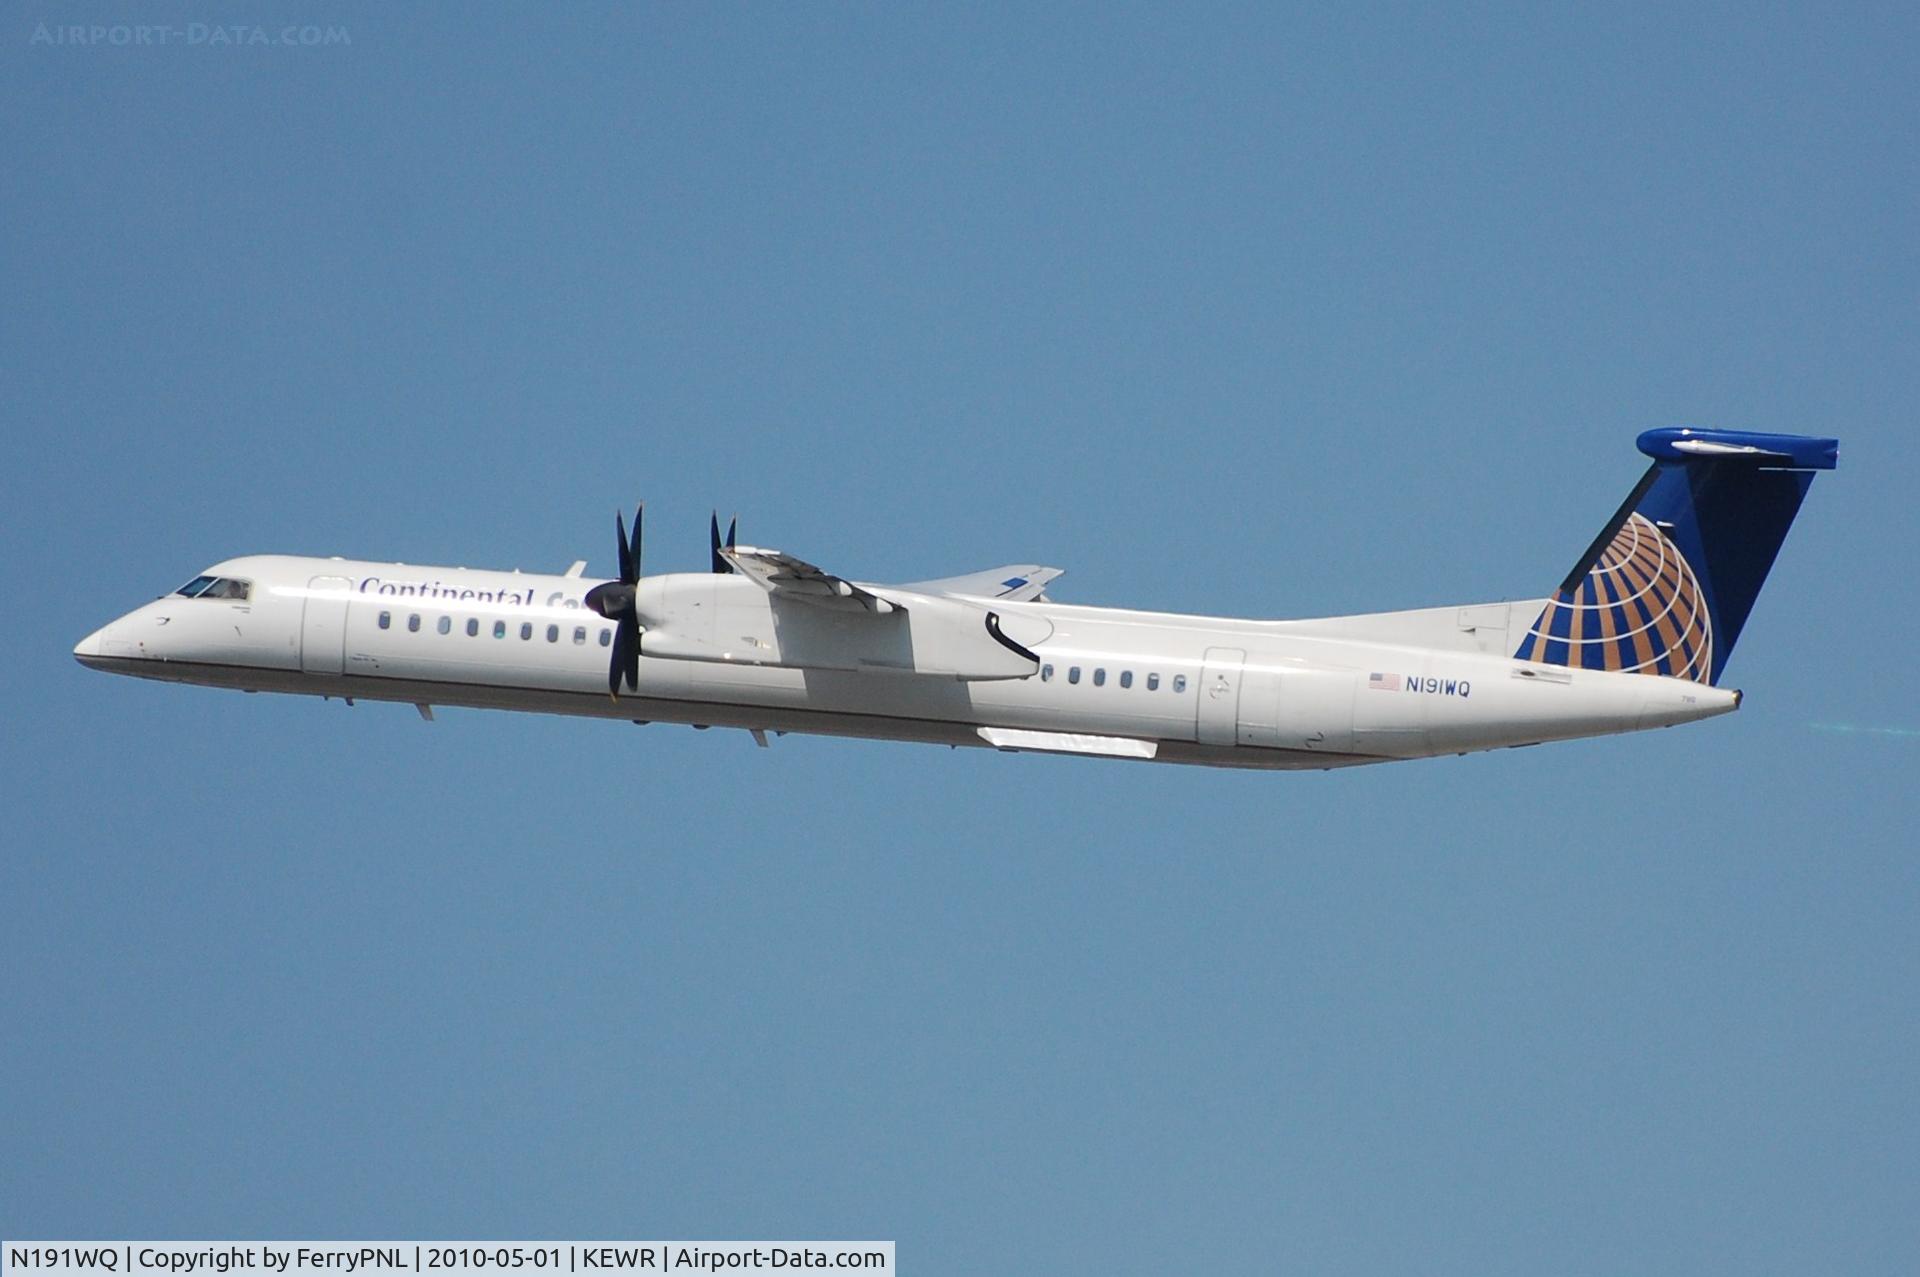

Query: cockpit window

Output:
[174, 576, 251, 601]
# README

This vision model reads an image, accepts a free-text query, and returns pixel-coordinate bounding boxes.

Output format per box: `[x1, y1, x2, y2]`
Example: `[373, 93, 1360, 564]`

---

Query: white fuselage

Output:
[74, 554, 1740, 769]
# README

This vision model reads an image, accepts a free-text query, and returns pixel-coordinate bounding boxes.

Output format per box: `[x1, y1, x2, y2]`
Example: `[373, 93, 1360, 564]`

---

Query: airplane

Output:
[74, 428, 1837, 770]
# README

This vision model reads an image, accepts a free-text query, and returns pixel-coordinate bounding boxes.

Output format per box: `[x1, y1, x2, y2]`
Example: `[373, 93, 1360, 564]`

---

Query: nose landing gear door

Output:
[301, 575, 353, 675]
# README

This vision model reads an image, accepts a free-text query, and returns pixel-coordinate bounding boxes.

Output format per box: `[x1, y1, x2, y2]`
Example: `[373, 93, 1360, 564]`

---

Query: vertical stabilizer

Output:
[1513, 428, 1838, 684]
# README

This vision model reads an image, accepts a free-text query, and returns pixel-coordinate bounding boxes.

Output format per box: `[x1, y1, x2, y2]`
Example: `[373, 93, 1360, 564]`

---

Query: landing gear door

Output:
[1197, 647, 1245, 746]
[301, 575, 352, 675]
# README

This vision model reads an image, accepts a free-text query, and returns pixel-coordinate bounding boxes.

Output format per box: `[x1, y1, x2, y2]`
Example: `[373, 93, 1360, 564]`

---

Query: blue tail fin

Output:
[1513, 428, 1838, 684]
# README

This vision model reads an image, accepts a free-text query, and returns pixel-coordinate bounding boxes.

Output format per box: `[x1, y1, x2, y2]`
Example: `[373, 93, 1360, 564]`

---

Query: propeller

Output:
[584, 505, 644, 699]
[710, 510, 737, 574]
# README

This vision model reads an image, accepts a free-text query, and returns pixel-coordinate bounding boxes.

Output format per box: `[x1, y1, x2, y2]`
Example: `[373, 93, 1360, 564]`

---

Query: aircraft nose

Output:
[73, 624, 113, 666]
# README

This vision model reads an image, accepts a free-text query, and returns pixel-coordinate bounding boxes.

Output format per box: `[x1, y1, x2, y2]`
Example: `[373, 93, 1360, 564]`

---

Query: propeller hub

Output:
[584, 580, 636, 621]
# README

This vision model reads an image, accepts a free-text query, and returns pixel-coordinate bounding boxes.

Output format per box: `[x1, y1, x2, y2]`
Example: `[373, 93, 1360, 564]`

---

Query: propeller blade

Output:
[631, 503, 643, 581]
[597, 503, 645, 698]
[608, 616, 641, 697]
[615, 510, 634, 584]
[711, 511, 739, 573]
[607, 621, 629, 698]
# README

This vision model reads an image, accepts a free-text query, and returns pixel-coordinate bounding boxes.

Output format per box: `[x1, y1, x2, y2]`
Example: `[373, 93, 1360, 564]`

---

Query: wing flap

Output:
[720, 545, 897, 612]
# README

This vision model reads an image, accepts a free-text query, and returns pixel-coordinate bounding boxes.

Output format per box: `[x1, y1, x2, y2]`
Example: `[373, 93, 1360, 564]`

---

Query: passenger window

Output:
[1040, 664, 1053, 682]
[407, 614, 421, 633]
[1147, 673, 1160, 691]
[466, 618, 479, 637]
[378, 611, 391, 630]
[573, 626, 586, 645]
[1093, 668, 1106, 687]
[599, 629, 611, 647]
[494, 620, 507, 639]
[1068, 666, 1081, 685]
[520, 623, 533, 640]
[1173, 674, 1187, 693]
[1120, 671, 1132, 689]
[437, 616, 451, 635]
[546, 625, 559, 643]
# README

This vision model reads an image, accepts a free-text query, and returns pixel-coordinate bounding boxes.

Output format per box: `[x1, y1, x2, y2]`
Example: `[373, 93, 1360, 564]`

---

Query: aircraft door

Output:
[300, 575, 352, 675]
[1197, 647, 1245, 746]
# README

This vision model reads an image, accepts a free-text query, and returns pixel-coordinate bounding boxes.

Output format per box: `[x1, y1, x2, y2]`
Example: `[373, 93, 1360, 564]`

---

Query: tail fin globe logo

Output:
[1515, 512, 1711, 681]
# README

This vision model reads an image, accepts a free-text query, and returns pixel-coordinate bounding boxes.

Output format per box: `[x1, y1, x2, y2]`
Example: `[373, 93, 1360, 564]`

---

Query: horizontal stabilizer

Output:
[905, 565, 1064, 602]
[1638, 427, 1838, 469]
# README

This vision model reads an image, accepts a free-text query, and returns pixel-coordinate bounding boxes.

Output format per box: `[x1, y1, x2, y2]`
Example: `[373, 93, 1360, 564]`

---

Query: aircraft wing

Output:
[903, 564, 1063, 602]
[678, 544, 1043, 680]
[720, 545, 898, 612]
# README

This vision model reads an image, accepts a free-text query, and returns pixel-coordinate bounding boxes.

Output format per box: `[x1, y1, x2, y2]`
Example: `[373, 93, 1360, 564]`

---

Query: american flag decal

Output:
[1368, 672, 1402, 691]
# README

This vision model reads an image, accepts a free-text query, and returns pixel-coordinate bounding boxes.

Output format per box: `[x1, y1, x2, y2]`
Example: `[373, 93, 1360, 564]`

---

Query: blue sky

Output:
[3, 4, 1916, 1272]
